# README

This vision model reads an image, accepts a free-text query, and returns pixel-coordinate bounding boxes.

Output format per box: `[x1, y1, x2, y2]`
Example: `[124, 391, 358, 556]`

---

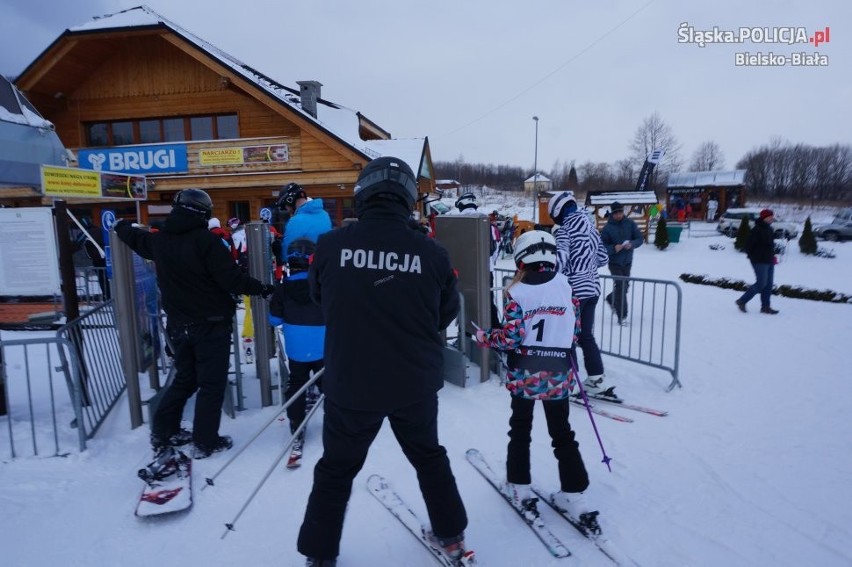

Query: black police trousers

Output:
[297, 395, 468, 560]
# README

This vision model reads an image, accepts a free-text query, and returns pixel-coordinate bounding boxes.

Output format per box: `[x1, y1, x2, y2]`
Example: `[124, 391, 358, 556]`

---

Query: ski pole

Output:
[569, 352, 613, 472]
[221, 392, 325, 539]
[204, 368, 324, 489]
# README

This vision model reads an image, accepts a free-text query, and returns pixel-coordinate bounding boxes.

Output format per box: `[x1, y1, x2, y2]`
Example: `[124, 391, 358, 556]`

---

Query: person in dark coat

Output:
[268, 238, 324, 444]
[600, 202, 643, 326]
[297, 157, 471, 565]
[114, 189, 273, 458]
[736, 209, 779, 314]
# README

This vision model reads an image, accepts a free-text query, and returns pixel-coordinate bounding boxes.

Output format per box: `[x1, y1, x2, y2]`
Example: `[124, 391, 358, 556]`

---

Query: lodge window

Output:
[139, 119, 162, 144]
[85, 113, 239, 147]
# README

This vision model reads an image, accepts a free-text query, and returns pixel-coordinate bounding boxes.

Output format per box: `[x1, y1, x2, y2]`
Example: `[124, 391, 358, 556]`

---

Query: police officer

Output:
[114, 189, 273, 459]
[297, 157, 471, 565]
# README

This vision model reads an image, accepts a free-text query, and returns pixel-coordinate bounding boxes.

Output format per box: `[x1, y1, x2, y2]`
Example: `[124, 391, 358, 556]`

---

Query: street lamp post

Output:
[532, 116, 539, 224]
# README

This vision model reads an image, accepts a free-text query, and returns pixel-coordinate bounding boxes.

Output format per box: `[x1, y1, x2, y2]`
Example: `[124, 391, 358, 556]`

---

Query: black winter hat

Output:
[610, 202, 624, 214]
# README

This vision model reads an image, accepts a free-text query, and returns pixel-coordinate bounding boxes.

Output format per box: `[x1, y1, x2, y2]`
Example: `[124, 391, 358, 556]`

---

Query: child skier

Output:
[474, 230, 601, 532]
[268, 238, 325, 465]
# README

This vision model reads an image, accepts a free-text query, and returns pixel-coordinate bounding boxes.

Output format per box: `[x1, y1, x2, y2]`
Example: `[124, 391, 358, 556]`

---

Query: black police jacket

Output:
[309, 200, 460, 412]
[115, 209, 265, 325]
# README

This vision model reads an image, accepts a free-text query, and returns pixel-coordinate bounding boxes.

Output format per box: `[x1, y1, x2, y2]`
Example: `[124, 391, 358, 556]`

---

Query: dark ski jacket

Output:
[600, 215, 643, 267]
[268, 271, 325, 362]
[745, 218, 775, 264]
[115, 209, 266, 326]
[309, 199, 460, 412]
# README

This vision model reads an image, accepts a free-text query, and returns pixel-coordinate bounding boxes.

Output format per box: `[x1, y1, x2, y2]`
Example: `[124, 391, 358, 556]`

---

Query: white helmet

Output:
[513, 230, 557, 268]
[548, 190, 576, 221]
[455, 192, 477, 212]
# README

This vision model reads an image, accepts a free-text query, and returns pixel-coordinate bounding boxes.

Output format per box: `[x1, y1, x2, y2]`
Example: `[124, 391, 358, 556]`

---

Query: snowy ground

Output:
[1, 197, 850, 567]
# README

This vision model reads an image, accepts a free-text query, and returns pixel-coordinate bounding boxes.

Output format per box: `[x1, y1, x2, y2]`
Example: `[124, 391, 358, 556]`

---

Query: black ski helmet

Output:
[276, 182, 306, 210]
[286, 238, 316, 271]
[173, 188, 213, 219]
[354, 156, 418, 212]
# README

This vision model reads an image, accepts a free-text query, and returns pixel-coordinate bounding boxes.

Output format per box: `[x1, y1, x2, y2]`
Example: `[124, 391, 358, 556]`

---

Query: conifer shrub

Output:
[799, 216, 818, 255]
[734, 217, 750, 251]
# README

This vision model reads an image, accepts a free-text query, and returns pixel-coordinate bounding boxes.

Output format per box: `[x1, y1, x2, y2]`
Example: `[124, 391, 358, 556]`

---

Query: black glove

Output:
[112, 219, 130, 232]
[260, 284, 275, 298]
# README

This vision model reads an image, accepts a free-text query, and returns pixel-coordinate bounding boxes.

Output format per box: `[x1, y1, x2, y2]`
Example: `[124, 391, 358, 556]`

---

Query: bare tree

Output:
[689, 141, 726, 171]
[629, 112, 683, 176]
[736, 140, 852, 201]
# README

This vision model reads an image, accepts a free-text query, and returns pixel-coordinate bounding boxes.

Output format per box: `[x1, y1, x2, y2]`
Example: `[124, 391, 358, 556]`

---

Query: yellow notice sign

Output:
[41, 166, 101, 197]
[199, 144, 290, 166]
[199, 148, 245, 166]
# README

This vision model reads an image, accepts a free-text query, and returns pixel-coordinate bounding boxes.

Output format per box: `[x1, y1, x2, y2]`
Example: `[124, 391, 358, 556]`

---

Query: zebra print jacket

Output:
[553, 212, 608, 299]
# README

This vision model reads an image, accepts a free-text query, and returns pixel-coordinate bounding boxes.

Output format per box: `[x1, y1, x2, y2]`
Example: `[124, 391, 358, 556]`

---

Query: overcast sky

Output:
[2, 0, 849, 174]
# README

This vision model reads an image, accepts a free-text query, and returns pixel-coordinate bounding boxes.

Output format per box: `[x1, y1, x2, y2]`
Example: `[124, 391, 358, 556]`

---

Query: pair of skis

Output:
[465, 448, 632, 565]
[368, 450, 634, 565]
[571, 393, 668, 423]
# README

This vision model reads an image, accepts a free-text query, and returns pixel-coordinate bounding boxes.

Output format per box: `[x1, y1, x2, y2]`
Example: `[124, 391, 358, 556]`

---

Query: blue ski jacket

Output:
[283, 199, 332, 252]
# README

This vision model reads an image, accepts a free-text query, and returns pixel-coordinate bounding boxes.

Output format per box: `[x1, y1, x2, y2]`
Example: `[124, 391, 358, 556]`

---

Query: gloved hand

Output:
[475, 329, 487, 344]
[260, 284, 275, 298]
[112, 219, 130, 231]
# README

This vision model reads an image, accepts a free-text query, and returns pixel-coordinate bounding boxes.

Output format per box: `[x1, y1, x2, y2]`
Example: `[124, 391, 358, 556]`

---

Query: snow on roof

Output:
[64, 6, 426, 169]
[0, 76, 54, 129]
[587, 191, 660, 205]
[667, 170, 746, 188]
[524, 173, 551, 182]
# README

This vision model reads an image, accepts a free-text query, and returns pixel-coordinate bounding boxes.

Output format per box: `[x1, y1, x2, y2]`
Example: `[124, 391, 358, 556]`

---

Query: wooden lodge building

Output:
[665, 170, 747, 220]
[11, 6, 435, 228]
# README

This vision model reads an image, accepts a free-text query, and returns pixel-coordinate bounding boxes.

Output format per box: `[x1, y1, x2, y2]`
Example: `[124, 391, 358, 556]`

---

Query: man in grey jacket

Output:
[600, 202, 643, 326]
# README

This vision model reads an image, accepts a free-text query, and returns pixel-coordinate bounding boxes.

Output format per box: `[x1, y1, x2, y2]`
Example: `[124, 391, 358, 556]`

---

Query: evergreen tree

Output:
[654, 217, 669, 250]
[566, 166, 579, 190]
[799, 216, 818, 255]
[734, 217, 750, 251]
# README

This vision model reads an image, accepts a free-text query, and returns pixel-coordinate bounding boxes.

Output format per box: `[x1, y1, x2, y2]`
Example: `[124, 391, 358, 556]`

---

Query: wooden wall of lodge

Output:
[34, 33, 366, 223]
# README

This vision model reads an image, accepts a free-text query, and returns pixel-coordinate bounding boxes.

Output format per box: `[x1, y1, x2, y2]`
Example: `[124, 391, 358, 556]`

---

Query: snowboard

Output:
[135, 448, 192, 517]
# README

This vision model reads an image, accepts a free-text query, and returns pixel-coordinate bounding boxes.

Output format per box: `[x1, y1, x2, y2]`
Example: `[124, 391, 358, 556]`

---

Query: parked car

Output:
[716, 208, 799, 239]
[812, 208, 852, 242]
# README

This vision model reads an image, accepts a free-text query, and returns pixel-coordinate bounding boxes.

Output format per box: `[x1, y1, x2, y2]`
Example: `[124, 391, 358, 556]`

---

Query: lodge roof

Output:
[667, 169, 746, 188]
[19, 5, 426, 176]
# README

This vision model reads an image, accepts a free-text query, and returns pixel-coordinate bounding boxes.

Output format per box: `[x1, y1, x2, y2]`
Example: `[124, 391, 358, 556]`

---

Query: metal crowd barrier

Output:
[0, 301, 129, 459]
[491, 268, 682, 391]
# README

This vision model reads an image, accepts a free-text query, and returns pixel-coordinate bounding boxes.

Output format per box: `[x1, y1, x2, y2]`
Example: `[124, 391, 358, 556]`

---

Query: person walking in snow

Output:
[267, 238, 324, 457]
[114, 189, 273, 459]
[736, 209, 779, 314]
[276, 182, 332, 255]
[548, 191, 614, 398]
[600, 201, 643, 327]
[474, 230, 601, 534]
[297, 157, 471, 566]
